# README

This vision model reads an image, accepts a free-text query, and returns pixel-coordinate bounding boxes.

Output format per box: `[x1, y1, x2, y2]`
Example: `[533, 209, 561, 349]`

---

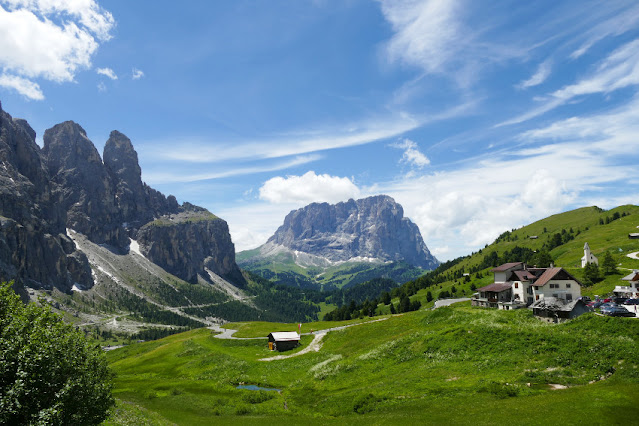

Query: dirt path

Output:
[257, 317, 390, 361]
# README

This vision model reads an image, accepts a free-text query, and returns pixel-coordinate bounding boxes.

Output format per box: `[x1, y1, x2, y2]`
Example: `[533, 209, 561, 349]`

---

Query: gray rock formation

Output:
[267, 195, 438, 269]
[103, 130, 178, 232]
[0, 102, 243, 292]
[137, 205, 245, 286]
[0, 104, 92, 291]
[43, 121, 128, 248]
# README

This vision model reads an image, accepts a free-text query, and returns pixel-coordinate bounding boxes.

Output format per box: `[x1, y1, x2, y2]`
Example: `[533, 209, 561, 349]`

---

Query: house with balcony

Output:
[613, 270, 639, 298]
[472, 262, 583, 310]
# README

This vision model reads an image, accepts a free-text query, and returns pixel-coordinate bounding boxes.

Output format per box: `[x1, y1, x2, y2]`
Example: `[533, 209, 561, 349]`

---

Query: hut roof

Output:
[268, 332, 300, 342]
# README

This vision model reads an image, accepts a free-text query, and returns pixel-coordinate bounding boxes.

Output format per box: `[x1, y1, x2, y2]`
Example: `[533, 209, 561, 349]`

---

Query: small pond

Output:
[236, 384, 281, 392]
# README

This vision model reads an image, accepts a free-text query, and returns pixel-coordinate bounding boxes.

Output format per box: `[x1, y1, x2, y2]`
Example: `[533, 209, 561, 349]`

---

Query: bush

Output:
[0, 283, 114, 424]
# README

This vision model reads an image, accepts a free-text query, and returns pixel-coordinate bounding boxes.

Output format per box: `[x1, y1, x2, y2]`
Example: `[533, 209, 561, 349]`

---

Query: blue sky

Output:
[2, 0, 639, 261]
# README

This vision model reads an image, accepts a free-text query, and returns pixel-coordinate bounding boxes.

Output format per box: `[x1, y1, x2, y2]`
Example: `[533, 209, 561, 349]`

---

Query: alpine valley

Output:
[0, 102, 437, 338]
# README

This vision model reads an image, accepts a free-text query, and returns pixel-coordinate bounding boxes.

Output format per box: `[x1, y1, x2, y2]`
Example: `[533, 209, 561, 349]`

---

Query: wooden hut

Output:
[267, 332, 300, 352]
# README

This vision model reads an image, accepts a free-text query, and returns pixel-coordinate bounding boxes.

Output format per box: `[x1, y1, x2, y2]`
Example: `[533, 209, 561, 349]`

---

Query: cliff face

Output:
[43, 121, 129, 248]
[267, 195, 438, 269]
[0, 102, 242, 292]
[103, 130, 178, 231]
[137, 207, 244, 286]
[0, 104, 92, 291]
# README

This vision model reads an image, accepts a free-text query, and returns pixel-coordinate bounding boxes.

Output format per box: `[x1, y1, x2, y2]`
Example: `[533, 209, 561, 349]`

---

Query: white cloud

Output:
[0, 73, 43, 100]
[97, 81, 106, 92]
[517, 60, 552, 89]
[96, 67, 116, 80]
[0, 0, 114, 99]
[259, 171, 360, 205]
[393, 138, 430, 168]
[132, 67, 144, 80]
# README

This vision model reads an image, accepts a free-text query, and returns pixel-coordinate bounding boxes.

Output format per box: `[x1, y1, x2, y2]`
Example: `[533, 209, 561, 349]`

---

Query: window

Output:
[566, 294, 572, 301]
[536, 295, 539, 300]
[549, 283, 559, 289]
[515, 282, 519, 289]
[566, 283, 571, 288]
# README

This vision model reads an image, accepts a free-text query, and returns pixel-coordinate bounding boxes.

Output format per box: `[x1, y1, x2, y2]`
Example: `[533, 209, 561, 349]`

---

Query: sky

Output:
[1, 0, 639, 262]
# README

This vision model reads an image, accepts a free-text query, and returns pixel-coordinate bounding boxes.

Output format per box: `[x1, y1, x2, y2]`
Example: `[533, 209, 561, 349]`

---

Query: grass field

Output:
[106, 304, 639, 424]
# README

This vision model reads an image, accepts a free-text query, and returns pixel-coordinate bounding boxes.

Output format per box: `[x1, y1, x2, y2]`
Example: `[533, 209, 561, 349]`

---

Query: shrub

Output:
[0, 283, 114, 425]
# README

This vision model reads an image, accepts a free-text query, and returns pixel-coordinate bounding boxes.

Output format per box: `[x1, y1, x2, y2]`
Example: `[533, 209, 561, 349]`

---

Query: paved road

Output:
[433, 298, 471, 309]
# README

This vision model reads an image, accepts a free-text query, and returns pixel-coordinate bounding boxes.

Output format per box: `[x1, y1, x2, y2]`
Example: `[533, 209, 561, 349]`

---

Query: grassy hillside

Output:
[105, 305, 639, 424]
[377, 205, 639, 313]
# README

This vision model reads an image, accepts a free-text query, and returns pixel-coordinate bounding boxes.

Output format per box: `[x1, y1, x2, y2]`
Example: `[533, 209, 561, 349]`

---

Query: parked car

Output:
[580, 296, 592, 303]
[588, 301, 603, 309]
[601, 304, 636, 317]
[598, 302, 616, 310]
[623, 298, 639, 305]
[603, 298, 612, 303]
[613, 297, 628, 304]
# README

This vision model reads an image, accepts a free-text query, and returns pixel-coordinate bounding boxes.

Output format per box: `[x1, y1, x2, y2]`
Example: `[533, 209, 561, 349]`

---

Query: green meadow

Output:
[106, 304, 639, 424]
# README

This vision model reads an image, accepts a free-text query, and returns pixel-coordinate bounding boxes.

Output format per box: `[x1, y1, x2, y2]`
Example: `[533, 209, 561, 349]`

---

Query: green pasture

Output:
[106, 304, 639, 424]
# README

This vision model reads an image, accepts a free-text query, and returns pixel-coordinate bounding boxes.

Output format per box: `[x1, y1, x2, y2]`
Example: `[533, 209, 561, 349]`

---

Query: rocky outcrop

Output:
[266, 195, 438, 269]
[43, 121, 128, 248]
[137, 207, 245, 286]
[0, 104, 92, 291]
[103, 130, 178, 231]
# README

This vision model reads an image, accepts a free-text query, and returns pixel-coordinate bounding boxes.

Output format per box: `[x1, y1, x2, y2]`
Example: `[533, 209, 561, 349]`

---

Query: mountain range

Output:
[0, 101, 439, 334]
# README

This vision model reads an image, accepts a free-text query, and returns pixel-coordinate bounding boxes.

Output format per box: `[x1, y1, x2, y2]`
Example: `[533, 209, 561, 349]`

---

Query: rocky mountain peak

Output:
[267, 195, 438, 269]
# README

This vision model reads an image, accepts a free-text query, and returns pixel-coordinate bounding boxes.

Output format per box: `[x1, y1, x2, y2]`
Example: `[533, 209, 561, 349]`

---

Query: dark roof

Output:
[491, 262, 524, 272]
[532, 267, 581, 287]
[622, 271, 639, 282]
[477, 283, 512, 292]
[531, 297, 586, 312]
[513, 270, 536, 281]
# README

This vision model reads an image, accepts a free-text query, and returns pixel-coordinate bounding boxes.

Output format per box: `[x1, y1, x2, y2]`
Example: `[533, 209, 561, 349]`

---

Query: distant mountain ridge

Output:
[238, 195, 438, 288]
[265, 195, 437, 268]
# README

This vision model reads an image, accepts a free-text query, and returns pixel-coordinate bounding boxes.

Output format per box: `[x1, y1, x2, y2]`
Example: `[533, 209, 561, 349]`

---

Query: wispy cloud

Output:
[570, 2, 639, 58]
[499, 38, 639, 126]
[150, 113, 420, 163]
[96, 67, 117, 80]
[97, 81, 106, 92]
[0, 0, 114, 99]
[142, 154, 321, 184]
[517, 60, 552, 89]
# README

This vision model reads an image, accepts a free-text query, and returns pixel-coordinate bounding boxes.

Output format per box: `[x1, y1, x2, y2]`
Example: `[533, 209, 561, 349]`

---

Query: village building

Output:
[267, 332, 300, 352]
[530, 297, 591, 323]
[613, 270, 639, 299]
[472, 262, 583, 310]
[581, 242, 599, 268]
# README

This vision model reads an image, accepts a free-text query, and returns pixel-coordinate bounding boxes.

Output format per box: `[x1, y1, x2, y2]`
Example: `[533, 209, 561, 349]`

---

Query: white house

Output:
[472, 262, 582, 310]
[581, 242, 598, 268]
[613, 270, 639, 299]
